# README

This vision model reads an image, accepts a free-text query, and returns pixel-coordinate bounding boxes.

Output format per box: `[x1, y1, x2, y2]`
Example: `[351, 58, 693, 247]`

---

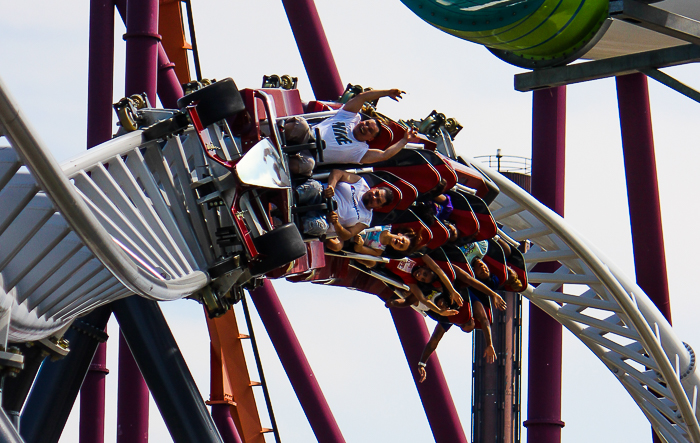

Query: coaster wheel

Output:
[177, 77, 246, 127]
[250, 223, 307, 276]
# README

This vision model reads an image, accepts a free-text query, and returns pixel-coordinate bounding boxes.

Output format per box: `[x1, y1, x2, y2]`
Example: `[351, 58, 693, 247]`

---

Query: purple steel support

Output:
[124, 0, 160, 104]
[616, 73, 670, 443]
[114, 0, 183, 110]
[250, 280, 345, 443]
[116, 333, 149, 443]
[616, 73, 672, 322]
[80, 341, 109, 443]
[280, 0, 344, 100]
[157, 44, 184, 109]
[80, 1, 114, 441]
[523, 87, 566, 443]
[86, 0, 115, 149]
[210, 405, 243, 443]
[115, 3, 159, 440]
[389, 308, 468, 443]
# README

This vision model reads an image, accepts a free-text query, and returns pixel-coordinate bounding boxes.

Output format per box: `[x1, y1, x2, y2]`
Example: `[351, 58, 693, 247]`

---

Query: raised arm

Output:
[342, 88, 405, 114]
[359, 129, 417, 164]
[324, 169, 362, 198]
[422, 255, 463, 307]
[453, 266, 507, 311]
[417, 324, 447, 383]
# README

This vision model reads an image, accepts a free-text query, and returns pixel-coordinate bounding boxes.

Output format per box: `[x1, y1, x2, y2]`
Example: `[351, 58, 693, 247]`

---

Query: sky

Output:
[2, 0, 700, 442]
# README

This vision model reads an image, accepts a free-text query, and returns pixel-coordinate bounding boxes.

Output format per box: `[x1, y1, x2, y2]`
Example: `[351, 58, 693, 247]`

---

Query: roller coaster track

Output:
[1, 73, 699, 441]
[0, 78, 211, 341]
[482, 164, 700, 443]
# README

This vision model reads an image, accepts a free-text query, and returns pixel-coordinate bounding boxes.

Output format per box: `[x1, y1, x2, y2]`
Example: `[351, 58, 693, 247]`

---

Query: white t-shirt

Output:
[327, 178, 372, 229]
[313, 109, 369, 164]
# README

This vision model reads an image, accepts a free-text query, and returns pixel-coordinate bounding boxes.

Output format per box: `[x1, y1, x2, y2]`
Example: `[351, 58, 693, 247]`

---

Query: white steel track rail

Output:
[0, 77, 210, 341]
[481, 162, 700, 443]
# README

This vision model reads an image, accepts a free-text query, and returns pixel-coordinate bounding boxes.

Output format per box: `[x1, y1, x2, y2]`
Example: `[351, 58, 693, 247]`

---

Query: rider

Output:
[416, 265, 507, 382]
[295, 169, 394, 250]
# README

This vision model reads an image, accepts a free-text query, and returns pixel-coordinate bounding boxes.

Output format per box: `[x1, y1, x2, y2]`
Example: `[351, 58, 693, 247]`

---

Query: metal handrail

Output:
[474, 152, 531, 175]
[0, 76, 208, 301]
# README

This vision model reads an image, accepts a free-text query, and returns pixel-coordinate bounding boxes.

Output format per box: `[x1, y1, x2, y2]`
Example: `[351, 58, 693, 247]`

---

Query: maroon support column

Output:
[250, 280, 345, 443]
[615, 73, 672, 322]
[116, 2, 159, 439]
[86, 0, 115, 150]
[616, 73, 670, 443]
[157, 44, 184, 109]
[210, 405, 243, 443]
[116, 333, 149, 442]
[80, 1, 114, 441]
[390, 308, 468, 443]
[523, 87, 566, 442]
[124, 0, 160, 105]
[80, 340, 109, 443]
[280, 0, 344, 100]
[114, 0, 183, 110]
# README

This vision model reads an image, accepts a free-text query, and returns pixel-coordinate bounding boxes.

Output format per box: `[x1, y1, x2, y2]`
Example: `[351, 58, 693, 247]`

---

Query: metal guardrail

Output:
[475, 151, 531, 175]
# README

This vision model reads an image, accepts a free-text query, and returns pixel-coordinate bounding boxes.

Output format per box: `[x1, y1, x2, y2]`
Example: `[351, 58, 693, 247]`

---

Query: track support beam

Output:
[610, 0, 700, 46]
[523, 86, 566, 443]
[112, 296, 223, 443]
[20, 307, 111, 443]
[250, 280, 346, 443]
[515, 44, 700, 92]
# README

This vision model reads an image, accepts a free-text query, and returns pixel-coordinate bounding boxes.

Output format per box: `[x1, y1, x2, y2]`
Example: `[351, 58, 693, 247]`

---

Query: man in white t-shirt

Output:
[313, 88, 419, 165]
[295, 169, 394, 249]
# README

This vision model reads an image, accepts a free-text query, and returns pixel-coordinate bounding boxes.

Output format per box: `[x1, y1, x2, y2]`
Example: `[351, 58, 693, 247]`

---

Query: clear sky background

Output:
[2, 1, 700, 442]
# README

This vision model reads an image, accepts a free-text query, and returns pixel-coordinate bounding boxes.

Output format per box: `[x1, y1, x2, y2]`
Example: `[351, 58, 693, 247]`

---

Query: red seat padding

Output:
[426, 218, 450, 251]
[367, 120, 406, 151]
[371, 171, 418, 212]
[378, 164, 441, 193]
[392, 218, 432, 250]
[305, 101, 340, 113]
[505, 247, 528, 292]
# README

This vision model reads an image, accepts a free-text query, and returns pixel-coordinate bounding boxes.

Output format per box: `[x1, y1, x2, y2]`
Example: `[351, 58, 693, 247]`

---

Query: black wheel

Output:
[250, 223, 307, 276]
[177, 77, 246, 127]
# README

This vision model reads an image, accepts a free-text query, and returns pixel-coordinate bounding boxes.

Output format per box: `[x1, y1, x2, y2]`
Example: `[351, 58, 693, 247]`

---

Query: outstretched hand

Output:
[449, 289, 463, 307]
[494, 294, 507, 311]
[484, 345, 497, 364]
[386, 89, 406, 101]
[442, 309, 459, 316]
[418, 365, 427, 383]
[406, 128, 422, 143]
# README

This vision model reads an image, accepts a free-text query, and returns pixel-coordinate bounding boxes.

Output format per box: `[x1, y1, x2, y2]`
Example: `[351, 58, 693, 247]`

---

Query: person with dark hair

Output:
[313, 88, 420, 165]
[295, 169, 394, 250]
[351, 226, 419, 268]
[386, 255, 463, 315]
[416, 265, 507, 382]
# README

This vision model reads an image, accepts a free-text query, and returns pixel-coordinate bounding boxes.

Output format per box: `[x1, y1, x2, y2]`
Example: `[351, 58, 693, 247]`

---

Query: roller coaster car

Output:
[175, 79, 308, 283]
[171, 80, 501, 292]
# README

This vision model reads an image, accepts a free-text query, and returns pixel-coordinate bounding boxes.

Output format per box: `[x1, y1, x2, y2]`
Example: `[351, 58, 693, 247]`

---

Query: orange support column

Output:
[206, 309, 267, 443]
[159, 0, 192, 84]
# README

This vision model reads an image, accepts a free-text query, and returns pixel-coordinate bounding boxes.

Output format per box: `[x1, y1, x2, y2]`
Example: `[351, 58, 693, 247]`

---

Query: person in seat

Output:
[313, 88, 420, 166]
[385, 255, 463, 315]
[295, 169, 394, 250]
[351, 226, 419, 268]
[416, 265, 507, 382]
